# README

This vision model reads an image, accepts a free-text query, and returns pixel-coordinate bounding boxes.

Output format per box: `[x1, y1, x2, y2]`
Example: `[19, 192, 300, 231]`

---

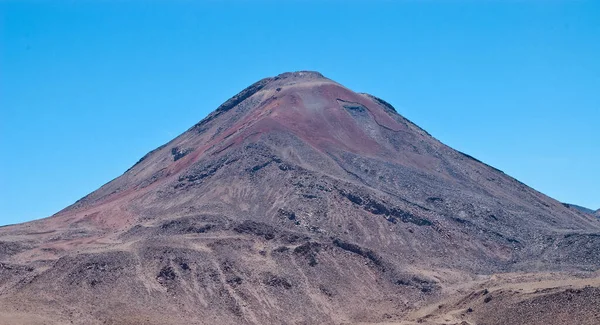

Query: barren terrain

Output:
[1, 71, 598, 324]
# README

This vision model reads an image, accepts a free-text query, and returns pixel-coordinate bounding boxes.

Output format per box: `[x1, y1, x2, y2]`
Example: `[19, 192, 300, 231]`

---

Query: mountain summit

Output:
[1, 71, 599, 325]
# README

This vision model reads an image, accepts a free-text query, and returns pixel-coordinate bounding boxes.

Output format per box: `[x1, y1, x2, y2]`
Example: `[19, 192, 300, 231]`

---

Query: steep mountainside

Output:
[1, 71, 599, 325]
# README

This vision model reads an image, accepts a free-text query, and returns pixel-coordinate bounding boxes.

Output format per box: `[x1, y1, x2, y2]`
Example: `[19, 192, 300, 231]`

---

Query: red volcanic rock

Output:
[0, 71, 599, 324]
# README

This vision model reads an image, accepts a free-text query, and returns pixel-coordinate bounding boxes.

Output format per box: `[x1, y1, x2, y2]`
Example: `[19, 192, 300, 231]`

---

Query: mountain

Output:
[1, 71, 599, 325]
[562, 203, 595, 215]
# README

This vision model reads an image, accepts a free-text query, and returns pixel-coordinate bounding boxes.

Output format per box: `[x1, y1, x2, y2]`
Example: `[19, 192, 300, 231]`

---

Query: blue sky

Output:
[1, 1, 599, 226]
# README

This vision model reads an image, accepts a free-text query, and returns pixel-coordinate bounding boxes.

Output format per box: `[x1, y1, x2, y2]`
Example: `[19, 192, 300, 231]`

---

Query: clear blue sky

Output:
[1, 1, 599, 226]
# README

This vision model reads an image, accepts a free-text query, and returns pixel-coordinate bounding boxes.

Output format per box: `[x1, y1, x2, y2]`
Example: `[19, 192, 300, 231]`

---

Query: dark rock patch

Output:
[426, 197, 444, 204]
[233, 220, 276, 240]
[278, 209, 297, 221]
[175, 156, 241, 189]
[337, 99, 368, 114]
[226, 276, 243, 286]
[179, 262, 190, 271]
[319, 285, 334, 297]
[278, 163, 294, 171]
[333, 238, 384, 271]
[263, 272, 292, 290]
[45, 252, 136, 289]
[157, 266, 177, 284]
[273, 246, 289, 253]
[171, 147, 193, 161]
[391, 274, 440, 294]
[247, 156, 282, 174]
[338, 190, 432, 226]
[280, 233, 303, 244]
[159, 218, 215, 235]
[176, 164, 222, 187]
[0, 241, 29, 259]
[249, 161, 272, 173]
[293, 242, 321, 267]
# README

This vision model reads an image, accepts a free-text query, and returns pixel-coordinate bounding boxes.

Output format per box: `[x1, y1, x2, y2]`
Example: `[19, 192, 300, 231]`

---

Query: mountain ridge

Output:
[562, 203, 595, 215]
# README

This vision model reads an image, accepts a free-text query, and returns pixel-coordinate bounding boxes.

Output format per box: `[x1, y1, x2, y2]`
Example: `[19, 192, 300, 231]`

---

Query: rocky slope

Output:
[1, 71, 599, 325]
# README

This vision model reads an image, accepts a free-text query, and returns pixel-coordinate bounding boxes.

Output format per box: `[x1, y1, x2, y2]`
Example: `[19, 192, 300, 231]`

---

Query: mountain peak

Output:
[274, 70, 327, 80]
[207, 71, 333, 117]
[263, 70, 334, 89]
